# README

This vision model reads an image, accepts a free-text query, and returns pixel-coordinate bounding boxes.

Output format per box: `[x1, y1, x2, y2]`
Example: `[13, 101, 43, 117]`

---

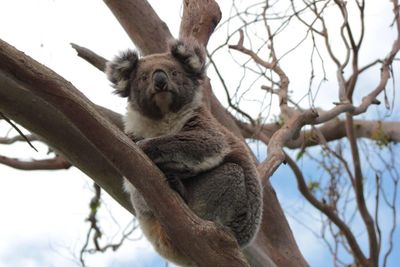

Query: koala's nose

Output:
[153, 70, 168, 91]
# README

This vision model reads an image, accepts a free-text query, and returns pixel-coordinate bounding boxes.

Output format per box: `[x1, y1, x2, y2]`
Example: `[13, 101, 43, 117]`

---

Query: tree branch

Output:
[345, 114, 379, 266]
[257, 110, 319, 183]
[0, 155, 71, 170]
[238, 119, 400, 149]
[0, 38, 248, 267]
[103, 0, 173, 55]
[71, 43, 107, 72]
[179, 0, 221, 46]
[285, 154, 369, 266]
[0, 134, 37, 144]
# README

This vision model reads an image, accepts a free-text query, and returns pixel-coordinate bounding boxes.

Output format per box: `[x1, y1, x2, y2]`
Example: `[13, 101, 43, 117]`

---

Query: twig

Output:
[0, 155, 71, 170]
[0, 112, 38, 152]
[285, 153, 368, 266]
[0, 134, 37, 144]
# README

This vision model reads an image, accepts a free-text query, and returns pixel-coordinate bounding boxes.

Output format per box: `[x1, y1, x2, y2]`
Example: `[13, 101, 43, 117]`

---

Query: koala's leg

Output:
[123, 179, 197, 266]
[139, 215, 197, 267]
[183, 162, 261, 247]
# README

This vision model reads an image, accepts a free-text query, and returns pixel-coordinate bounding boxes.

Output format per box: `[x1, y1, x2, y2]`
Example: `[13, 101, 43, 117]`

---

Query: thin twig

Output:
[0, 112, 38, 152]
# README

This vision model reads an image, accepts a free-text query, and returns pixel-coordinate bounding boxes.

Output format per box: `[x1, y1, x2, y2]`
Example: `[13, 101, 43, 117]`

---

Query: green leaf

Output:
[296, 150, 305, 161]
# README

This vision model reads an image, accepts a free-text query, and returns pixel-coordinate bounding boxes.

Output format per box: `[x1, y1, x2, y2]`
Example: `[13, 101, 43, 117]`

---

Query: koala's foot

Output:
[165, 173, 187, 202]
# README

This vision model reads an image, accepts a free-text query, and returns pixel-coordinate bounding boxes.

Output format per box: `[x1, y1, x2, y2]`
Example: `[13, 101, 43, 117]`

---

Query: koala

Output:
[106, 39, 263, 267]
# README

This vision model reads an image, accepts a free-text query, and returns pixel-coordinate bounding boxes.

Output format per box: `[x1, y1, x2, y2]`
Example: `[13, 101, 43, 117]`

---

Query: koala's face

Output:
[106, 40, 206, 120]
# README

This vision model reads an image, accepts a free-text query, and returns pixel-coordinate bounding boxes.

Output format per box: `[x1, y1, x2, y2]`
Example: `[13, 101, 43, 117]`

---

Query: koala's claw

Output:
[165, 173, 187, 202]
[136, 139, 147, 148]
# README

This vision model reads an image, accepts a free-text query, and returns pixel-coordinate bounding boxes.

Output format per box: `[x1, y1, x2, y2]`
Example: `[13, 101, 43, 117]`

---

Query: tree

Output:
[0, 1, 399, 267]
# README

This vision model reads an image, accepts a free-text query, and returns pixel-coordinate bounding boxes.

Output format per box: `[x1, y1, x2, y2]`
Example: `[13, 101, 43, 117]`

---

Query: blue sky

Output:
[271, 144, 400, 267]
[0, 0, 399, 267]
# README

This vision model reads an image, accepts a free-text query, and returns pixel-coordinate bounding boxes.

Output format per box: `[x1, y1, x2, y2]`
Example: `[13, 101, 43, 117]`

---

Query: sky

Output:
[0, 1, 399, 267]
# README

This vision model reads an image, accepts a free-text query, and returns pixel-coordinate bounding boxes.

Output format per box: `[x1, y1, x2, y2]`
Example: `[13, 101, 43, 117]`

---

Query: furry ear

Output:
[169, 39, 206, 78]
[105, 49, 139, 97]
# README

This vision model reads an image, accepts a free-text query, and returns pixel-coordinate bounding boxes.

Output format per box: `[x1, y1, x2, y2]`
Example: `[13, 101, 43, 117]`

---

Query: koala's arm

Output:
[138, 130, 229, 178]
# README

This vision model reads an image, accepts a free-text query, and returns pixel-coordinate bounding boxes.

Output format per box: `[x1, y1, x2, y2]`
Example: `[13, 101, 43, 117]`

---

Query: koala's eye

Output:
[171, 70, 178, 77]
[140, 75, 148, 81]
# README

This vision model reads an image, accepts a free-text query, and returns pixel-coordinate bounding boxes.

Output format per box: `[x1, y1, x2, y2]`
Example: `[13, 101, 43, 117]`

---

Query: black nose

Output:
[153, 70, 168, 91]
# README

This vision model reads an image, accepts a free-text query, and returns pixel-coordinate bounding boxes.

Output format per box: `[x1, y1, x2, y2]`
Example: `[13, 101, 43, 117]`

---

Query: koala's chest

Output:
[124, 107, 193, 138]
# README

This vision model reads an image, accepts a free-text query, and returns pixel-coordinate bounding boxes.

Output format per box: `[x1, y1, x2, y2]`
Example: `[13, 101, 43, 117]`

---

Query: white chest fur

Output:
[124, 105, 194, 138]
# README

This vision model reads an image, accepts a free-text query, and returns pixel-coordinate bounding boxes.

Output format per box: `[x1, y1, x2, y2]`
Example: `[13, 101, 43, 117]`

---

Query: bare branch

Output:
[229, 29, 291, 116]
[0, 112, 38, 152]
[71, 43, 107, 72]
[257, 110, 319, 183]
[207, 50, 255, 125]
[345, 114, 379, 266]
[179, 0, 222, 46]
[285, 154, 368, 266]
[80, 183, 138, 267]
[349, 0, 400, 115]
[0, 133, 37, 145]
[0, 155, 71, 170]
[239, 119, 400, 149]
[103, 0, 173, 55]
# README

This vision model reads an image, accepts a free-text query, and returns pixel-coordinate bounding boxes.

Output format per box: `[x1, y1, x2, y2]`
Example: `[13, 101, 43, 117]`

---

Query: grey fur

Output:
[105, 49, 138, 97]
[107, 39, 263, 266]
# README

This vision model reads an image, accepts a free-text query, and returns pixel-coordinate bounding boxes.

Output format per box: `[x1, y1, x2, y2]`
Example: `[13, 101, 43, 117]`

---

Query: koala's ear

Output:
[169, 39, 206, 78]
[105, 49, 139, 97]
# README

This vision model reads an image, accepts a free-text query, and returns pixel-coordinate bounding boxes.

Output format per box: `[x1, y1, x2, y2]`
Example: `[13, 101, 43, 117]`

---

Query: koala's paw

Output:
[136, 138, 154, 151]
[105, 49, 138, 97]
[136, 138, 161, 160]
[165, 173, 187, 202]
[136, 138, 151, 155]
[136, 138, 148, 148]
[169, 39, 206, 77]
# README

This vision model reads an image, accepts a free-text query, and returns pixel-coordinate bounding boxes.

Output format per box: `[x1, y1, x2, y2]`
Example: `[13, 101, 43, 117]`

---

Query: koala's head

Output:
[106, 40, 206, 120]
